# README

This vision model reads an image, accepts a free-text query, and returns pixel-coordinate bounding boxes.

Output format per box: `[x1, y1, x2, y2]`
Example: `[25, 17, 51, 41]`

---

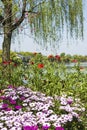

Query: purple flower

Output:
[0, 96, 6, 100]
[5, 107, 12, 111]
[23, 126, 31, 130]
[15, 105, 22, 110]
[42, 125, 50, 130]
[67, 99, 73, 105]
[20, 96, 26, 100]
[6, 96, 11, 100]
[2, 103, 8, 108]
[43, 110, 48, 114]
[55, 127, 64, 130]
[32, 126, 38, 130]
[67, 97, 73, 105]
[8, 85, 13, 88]
[67, 100, 73, 104]
[10, 99, 16, 104]
[23, 126, 38, 130]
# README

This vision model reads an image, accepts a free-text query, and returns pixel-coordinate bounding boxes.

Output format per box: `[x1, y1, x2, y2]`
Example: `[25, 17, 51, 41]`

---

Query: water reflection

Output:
[66, 62, 87, 68]
[65, 62, 87, 73]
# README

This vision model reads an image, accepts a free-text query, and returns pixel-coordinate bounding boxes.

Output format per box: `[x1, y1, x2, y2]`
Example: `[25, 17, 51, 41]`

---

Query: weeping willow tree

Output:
[0, 0, 83, 62]
[0, 0, 84, 85]
[28, 0, 84, 48]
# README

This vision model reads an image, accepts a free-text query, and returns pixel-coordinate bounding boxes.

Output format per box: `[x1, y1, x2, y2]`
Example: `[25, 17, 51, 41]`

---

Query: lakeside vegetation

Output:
[1, 49, 87, 63]
[0, 50, 87, 130]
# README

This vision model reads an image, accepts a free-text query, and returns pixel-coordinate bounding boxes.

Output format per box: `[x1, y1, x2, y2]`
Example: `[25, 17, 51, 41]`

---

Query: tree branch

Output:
[12, 0, 47, 31]
[1, 0, 5, 2]
[28, 0, 46, 13]
[5, 0, 47, 32]
[12, 0, 27, 31]
[0, 15, 4, 24]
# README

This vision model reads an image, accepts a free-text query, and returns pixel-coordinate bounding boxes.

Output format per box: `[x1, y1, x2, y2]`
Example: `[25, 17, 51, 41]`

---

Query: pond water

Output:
[66, 62, 87, 68]
[65, 62, 87, 73]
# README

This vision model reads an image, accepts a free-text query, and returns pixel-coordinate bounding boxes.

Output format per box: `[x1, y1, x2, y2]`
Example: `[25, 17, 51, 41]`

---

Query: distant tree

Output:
[0, 0, 83, 62]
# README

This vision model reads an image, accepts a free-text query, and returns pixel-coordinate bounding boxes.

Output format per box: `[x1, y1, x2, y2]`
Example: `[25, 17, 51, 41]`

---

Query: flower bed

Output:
[0, 86, 85, 130]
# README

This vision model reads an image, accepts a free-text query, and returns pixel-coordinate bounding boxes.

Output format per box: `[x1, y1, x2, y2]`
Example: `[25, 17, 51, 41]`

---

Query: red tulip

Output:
[38, 63, 44, 68]
[13, 63, 17, 67]
[72, 59, 78, 63]
[33, 52, 37, 55]
[2, 61, 9, 65]
[2, 60, 12, 65]
[55, 55, 60, 60]
[48, 55, 54, 59]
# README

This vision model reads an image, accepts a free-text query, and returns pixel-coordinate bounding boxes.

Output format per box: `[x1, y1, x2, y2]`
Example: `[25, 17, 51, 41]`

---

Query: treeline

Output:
[0, 50, 87, 63]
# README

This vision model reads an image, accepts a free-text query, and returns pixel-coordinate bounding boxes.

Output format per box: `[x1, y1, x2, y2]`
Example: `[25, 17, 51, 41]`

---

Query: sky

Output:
[0, 0, 87, 56]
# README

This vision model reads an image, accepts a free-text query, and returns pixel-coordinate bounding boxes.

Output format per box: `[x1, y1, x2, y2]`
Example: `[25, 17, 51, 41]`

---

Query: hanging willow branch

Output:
[28, 0, 84, 45]
[0, 0, 84, 43]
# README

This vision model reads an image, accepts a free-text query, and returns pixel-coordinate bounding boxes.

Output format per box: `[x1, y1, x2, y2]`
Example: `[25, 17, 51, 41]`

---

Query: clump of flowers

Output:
[72, 59, 78, 63]
[37, 63, 44, 69]
[0, 86, 85, 129]
[48, 55, 54, 59]
[55, 55, 61, 61]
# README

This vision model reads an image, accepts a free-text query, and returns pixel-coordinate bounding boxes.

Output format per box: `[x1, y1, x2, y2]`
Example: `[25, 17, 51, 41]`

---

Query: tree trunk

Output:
[1, 1, 26, 87]
[2, 32, 12, 62]
[1, 1, 13, 87]
[1, 17, 12, 86]
[1, 32, 12, 86]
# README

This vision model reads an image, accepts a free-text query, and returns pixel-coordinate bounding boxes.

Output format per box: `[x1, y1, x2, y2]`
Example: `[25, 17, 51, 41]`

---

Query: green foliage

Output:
[0, 52, 87, 129]
[28, 0, 84, 46]
[12, 4, 19, 14]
